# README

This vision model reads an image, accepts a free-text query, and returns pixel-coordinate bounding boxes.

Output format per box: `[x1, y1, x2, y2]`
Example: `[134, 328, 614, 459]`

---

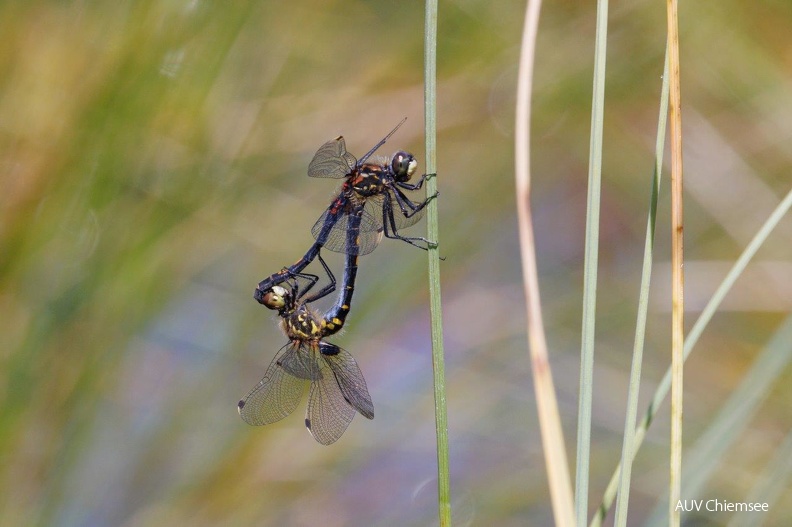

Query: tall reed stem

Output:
[666, 0, 684, 525]
[575, 0, 609, 522]
[424, 1, 451, 525]
[515, 1, 575, 525]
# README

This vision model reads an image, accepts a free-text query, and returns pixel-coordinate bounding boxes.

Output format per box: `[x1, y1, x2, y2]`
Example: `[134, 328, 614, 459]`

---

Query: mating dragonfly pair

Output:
[238, 119, 436, 444]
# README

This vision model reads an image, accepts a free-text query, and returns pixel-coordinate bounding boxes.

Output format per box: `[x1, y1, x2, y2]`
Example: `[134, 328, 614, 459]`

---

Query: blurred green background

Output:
[2, 1, 791, 525]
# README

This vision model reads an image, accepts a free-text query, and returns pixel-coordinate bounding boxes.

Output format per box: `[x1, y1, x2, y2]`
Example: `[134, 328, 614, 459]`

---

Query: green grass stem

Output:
[611, 48, 670, 527]
[575, 0, 609, 523]
[424, 1, 451, 525]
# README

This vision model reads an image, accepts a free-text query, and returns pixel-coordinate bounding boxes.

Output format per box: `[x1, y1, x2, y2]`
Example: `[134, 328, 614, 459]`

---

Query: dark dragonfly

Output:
[254, 119, 436, 305]
[239, 215, 373, 445]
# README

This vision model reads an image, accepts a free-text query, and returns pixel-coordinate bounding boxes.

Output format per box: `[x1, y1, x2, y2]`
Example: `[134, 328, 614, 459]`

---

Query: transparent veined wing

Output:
[363, 190, 428, 233]
[308, 137, 357, 179]
[320, 342, 374, 419]
[278, 340, 322, 380]
[238, 343, 307, 426]
[304, 344, 357, 445]
[311, 203, 383, 256]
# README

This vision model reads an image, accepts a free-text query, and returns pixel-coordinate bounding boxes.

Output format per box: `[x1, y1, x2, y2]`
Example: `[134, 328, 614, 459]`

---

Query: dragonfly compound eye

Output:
[391, 151, 417, 181]
[261, 286, 289, 310]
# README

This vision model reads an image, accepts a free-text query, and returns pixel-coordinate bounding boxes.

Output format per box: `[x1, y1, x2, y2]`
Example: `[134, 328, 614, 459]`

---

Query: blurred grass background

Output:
[1, 1, 791, 525]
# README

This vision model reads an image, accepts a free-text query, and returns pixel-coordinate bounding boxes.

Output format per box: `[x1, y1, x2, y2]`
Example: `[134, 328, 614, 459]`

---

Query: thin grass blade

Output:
[575, 0, 609, 523]
[611, 47, 671, 527]
[515, 0, 575, 525]
[423, 1, 451, 525]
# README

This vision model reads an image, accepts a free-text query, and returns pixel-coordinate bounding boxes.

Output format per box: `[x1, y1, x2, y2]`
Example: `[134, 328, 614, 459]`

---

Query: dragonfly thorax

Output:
[281, 305, 323, 341]
[350, 165, 387, 197]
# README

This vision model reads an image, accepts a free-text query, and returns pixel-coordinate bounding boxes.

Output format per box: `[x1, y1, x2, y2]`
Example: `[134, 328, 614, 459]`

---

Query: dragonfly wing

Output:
[238, 343, 307, 426]
[312, 208, 351, 254]
[390, 191, 427, 229]
[364, 190, 427, 231]
[279, 339, 322, 380]
[308, 137, 357, 179]
[320, 342, 374, 419]
[355, 206, 384, 255]
[312, 206, 382, 256]
[311, 203, 342, 247]
[305, 344, 356, 445]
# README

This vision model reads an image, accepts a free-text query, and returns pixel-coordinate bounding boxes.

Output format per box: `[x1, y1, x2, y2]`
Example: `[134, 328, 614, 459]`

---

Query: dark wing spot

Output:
[237, 400, 245, 410]
[305, 418, 311, 429]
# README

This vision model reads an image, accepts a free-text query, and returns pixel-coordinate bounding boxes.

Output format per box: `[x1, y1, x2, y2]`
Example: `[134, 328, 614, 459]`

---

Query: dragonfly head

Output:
[390, 151, 417, 182]
[259, 285, 292, 312]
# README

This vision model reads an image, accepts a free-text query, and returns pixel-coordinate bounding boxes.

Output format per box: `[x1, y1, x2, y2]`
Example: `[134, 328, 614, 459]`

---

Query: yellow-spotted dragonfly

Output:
[240, 216, 373, 444]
